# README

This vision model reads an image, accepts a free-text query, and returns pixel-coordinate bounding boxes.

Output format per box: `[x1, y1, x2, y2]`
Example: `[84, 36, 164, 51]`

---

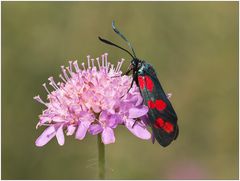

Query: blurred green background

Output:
[2, 1, 238, 179]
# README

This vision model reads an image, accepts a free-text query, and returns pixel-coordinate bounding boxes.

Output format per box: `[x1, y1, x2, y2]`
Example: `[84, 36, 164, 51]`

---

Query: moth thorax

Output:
[131, 58, 142, 68]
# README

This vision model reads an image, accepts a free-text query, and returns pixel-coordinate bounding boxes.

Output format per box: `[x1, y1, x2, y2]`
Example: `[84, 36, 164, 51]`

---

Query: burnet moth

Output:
[99, 21, 179, 147]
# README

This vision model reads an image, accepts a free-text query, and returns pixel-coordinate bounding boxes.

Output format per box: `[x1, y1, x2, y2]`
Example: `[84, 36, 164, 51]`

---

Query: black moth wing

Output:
[138, 62, 178, 147]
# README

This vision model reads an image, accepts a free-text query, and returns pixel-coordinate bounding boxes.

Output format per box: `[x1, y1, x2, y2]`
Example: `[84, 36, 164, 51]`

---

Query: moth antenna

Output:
[112, 21, 137, 58]
[98, 36, 135, 59]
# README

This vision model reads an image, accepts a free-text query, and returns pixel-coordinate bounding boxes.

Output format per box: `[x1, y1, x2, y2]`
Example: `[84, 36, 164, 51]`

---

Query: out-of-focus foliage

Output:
[2, 2, 238, 179]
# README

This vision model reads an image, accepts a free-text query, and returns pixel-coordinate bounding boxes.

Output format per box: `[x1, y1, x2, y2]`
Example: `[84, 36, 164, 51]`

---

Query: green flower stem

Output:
[98, 134, 105, 179]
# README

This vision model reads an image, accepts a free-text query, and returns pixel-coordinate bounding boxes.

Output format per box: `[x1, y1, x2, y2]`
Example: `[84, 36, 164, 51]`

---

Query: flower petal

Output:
[135, 94, 143, 106]
[56, 125, 65, 146]
[128, 106, 149, 119]
[79, 112, 95, 122]
[88, 124, 103, 135]
[102, 127, 115, 144]
[70, 105, 82, 115]
[35, 125, 56, 147]
[99, 111, 108, 121]
[107, 114, 122, 128]
[75, 121, 91, 140]
[52, 116, 65, 123]
[92, 105, 101, 113]
[119, 102, 133, 114]
[125, 119, 151, 140]
[66, 125, 76, 136]
[141, 115, 150, 126]
[39, 116, 52, 124]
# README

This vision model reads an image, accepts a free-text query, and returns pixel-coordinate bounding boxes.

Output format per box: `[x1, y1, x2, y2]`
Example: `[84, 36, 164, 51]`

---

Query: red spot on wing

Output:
[147, 100, 155, 109]
[145, 76, 154, 92]
[154, 118, 164, 128]
[138, 76, 145, 90]
[155, 99, 167, 111]
[163, 122, 174, 133]
[154, 118, 174, 134]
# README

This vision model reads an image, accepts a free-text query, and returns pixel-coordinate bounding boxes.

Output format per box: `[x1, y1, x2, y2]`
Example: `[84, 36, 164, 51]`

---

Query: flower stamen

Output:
[42, 83, 51, 94]
[73, 60, 80, 72]
[101, 54, 105, 68]
[82, 62, 86, 70]
[34, 95, 47, 106]
[59, 74, 67, 83]
[66, 67, 73, 77]
[96, 57, 101, 70]
[61, 66, 70, 81]
[87, 55, 91, 69]
[69, 61, 73, 72]
[91, 58, 95, 68]
[48, 77, 59, 90]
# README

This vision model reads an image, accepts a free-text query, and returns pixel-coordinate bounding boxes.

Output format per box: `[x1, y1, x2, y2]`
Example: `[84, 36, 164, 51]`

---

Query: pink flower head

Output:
[34, 53, 151, 147]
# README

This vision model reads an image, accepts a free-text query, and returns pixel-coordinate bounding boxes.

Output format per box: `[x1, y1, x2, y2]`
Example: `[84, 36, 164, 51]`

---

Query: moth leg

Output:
[132, 120, 137, 128]
[132, 118, 140, 128]
[124, 69, 132, 76]
[151, 132, 156, 144]
[124, 64, 132, 75]
[126, 71, 138, 93]
[126, 79, 134, 93]
[120, 80, 134, 98]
